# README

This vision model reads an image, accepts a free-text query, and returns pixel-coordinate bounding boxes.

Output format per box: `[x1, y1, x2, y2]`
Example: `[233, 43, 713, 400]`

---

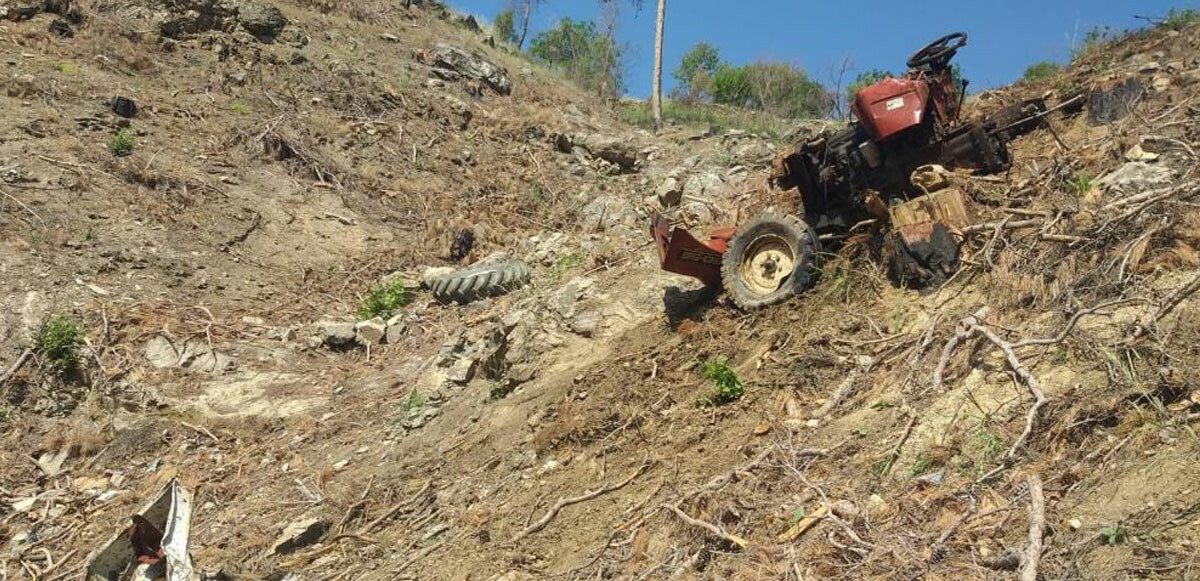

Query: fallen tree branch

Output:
[661, 502, 748, 550]
[960, 218, 1040, 235]
[1019, 475, 1045, 581]
[359, 479, 432, 535]
[810, 357, 874, 418]
[0, 348, 34, 390]
[1126, 270, 1200, 345]
[1013, 298, 1146, 348]
[512, 457, 650, 542]
[970, 321, 1048, 482]
[932, 308, 990, 390]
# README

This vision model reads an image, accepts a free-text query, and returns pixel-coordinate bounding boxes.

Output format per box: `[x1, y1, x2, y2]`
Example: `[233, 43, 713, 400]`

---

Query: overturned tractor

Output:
[653, 32, 1059, 309]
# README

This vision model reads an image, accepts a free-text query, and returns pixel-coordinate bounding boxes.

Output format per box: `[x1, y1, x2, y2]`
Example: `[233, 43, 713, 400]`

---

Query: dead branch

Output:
[932, 307, 990, 390]
[661, 502, 749, 550]
[960, 219, 1040, 235]
[970, 321, 1048, 482]
[880, 410, 916, 477]
[512, 457, 650, 542]
[1126, 270, 1200, 345]
[1019, 475, 1045, 581]
[359, 479, 432, 535]
[810, 357, 874, 418]
[930, 497, 976, 562]
[1013, 298, 1146, 348]
[0, 349, 34, 391]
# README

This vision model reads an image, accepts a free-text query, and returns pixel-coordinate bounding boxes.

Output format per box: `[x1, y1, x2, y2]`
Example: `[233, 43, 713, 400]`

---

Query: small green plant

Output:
[488, 380, 514, 400]
[871, 400, 896, 410]
[1099, 525, 1126, 545]
[909, 455, 934, 477]
[852, 426, 870, 437]
[1052, 347, 1069, 363]
[401, 390, 426, 412]
[697, 357, 743, 406]
[357, 278, 412, 320]
[0, 404, 14, 423]
[1022, 61, 1061, 82]
[230, 102, 251, 115]
[526, 183, 548, 206]
[974, 429, 1006, 460]
[1072, 26, 1120, 60]
[1161, 7, 1200, 31]
[54, 62, 81, 75]
[32, 315, 82, 372]
[550, 253, 585, 281]
[1070, 172, 1092, 195]
[108, 130, 135, 157]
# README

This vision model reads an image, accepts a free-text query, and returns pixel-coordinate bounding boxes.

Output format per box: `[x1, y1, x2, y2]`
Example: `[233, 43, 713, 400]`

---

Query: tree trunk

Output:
[651, 0, 665, 132]
[517, 0, 531, 50]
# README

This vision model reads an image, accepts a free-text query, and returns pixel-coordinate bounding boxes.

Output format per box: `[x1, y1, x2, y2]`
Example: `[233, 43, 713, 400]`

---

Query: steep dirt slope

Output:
[4, 4, 1200, 581]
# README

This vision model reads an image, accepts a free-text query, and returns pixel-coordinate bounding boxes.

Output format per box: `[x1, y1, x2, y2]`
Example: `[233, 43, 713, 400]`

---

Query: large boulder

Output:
[576, 133, 639, 171]
[236, 1, 287, 42]
[425, 43, 512, 95]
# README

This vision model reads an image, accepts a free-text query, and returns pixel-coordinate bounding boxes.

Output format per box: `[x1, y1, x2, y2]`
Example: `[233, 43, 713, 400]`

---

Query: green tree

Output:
[1022, 61, 1061, 82]
[672, 41, 720, 100]
[493, 9, 516, 44]
[710, 63, 753, 108]
[529, 18, 624, 97]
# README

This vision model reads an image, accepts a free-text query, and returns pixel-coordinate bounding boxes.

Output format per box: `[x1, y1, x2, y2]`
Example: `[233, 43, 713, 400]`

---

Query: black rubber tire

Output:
[431, 260, 530, 305]
[720, 212, 820, 310]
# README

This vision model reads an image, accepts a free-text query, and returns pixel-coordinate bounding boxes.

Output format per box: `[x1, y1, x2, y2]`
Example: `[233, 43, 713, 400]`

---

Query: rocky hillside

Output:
[3, 2, 1200, 580]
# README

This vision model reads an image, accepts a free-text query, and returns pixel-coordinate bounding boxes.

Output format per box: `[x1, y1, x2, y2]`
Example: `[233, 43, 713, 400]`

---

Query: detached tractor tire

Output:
[720, 212, 820, 310]
[431, 260, 530, 305]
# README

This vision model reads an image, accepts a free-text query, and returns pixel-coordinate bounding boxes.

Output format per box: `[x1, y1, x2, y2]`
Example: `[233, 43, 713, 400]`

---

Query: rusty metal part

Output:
[651, 212, 733, 287]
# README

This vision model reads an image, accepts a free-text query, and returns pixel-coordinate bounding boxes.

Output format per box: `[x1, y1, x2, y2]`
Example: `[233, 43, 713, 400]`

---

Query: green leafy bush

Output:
[529, 18, 623, 97]
[672, 42, 720, 101]
[493, 9, 516, 44]
[33, 315, 82, 372]
[1022, 61, 1061, 82]
[358, 278, 412, 320]
[698, 357, 743, 406]
[108, 130, 135, 157]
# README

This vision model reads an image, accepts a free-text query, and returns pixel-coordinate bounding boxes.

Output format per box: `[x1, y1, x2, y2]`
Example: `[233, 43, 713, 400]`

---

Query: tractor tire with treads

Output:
[720, 212, 820, 310]
[431, 260, 530, 305]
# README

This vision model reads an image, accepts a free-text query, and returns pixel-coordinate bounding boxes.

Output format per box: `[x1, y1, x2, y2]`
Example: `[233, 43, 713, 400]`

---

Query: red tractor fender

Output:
[852, 76, 931, 141]
[651, 212, 734, 287]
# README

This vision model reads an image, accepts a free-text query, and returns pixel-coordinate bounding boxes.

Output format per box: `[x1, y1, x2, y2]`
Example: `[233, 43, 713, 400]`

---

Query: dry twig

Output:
[512, 457, 650, 542]
[1019, 475, 1046, 581]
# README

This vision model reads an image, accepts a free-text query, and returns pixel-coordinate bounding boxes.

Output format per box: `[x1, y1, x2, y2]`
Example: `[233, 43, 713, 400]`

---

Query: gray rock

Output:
[1097, 162, 1174, 192]
[577, 196, 635, 231]
[570, 310, 600, 337]
[355, 318, 387, 345]
[143, 335, 236, 374]
[385, 315, 406, 344]
[316, 321, 356, 347]
[682, 171, 725, 202]
[655, 176, 682, 207]
[271, 517, 328, 555]
[577, 134, 639, 171]
[427, 43, 512, 95]
[731, 140, 775, 166]
[237, 1, 287, 42]
[446, 358, 476, 384]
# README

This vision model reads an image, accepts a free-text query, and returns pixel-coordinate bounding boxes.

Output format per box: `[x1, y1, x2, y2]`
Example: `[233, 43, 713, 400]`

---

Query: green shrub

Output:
[358, 278, 412, 320]
[698, 357, 743, 406]
[1162, 7, 1200, 31]
[1072, 26, 1120, 60]
[33, 315, 82, 372]
[1022, 61, 1061, 82]
[108, 130, 135, 157]
[673, 42, 720, 101]
[230, 102, 250, 115]
[710, 63, 754, 109]
[493, 9, 516, 44]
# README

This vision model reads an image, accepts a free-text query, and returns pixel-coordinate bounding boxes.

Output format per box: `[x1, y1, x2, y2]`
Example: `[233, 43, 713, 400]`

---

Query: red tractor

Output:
[653, 33, 1046, 308]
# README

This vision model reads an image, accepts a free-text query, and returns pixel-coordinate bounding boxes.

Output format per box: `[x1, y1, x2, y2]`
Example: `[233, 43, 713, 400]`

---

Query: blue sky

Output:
[447, 0, 1194, 97]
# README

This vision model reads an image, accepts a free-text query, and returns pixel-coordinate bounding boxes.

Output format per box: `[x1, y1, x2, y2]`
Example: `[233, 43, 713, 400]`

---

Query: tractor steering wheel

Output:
[907, 32, 967, 69]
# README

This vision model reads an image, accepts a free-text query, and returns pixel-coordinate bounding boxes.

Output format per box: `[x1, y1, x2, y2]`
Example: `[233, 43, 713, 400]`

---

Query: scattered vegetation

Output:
[1022, 61, 1062, 82]
[1161, 7, 1200, 31]
[492, 8, 517, 44]
[357, 278, 413, 320]
[108, 130, 135, 157]
[230, 102, 251, 115]
[550, 253, 585, 281]
[697, 357, 744, 406]
[401, 390, 427, 412]
[489, 380, 514, 400]
[54, 62, 81, 75]
[672, 41, 833, 119]
[32, 315, 83, 373]
[1072, 26, 1122, 60]
[909, 455, 934, 477]
[529, 18, 623, 98]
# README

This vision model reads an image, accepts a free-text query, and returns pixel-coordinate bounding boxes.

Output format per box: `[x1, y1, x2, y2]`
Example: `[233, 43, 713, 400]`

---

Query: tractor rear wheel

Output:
[720, 212, 820, 310]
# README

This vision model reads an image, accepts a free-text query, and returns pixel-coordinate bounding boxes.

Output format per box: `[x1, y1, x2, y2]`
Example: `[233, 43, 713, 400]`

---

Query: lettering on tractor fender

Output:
[886, 96, 905, 111]
[681, 249, 722, 265]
